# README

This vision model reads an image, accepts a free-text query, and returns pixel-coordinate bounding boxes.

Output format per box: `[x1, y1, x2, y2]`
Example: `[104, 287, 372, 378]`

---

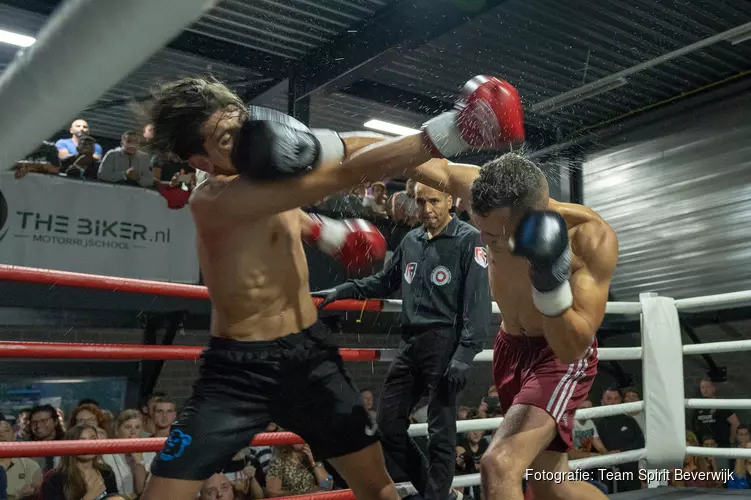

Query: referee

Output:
[315, 182, 491, 500]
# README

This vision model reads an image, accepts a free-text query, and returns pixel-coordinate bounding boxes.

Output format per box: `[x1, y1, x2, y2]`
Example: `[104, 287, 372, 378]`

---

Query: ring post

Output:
[640, 292, 685, 474]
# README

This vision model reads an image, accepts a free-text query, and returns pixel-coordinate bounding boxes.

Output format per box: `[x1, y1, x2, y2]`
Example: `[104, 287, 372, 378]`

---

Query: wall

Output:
[579, 89, 751, 422]
[582, 92, 751, 301]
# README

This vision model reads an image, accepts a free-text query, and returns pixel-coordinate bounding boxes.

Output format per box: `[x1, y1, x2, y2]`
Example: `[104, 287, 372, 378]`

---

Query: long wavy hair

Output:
[58, 424, 112, 500]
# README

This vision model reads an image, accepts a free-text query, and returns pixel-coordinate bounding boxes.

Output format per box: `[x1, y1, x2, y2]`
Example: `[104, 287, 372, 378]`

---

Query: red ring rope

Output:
[0, 264, 384, 312]
[0, 431, 304, 458]
[275, 492, 354, 500]
[0, 342, 380, 361]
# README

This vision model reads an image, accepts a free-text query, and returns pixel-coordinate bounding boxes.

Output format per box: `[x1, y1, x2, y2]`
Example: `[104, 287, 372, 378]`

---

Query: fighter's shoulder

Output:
[572, 222, 618, 279]
[553, 202, 616, 269]
[189, 175, 233, 207]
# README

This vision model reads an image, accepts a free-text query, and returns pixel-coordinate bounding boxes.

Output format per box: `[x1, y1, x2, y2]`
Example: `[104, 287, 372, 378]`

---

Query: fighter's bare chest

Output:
[488, 240, 584, 331]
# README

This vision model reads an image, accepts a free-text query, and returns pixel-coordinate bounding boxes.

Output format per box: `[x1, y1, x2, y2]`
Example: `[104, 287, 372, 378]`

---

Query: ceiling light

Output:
[364, 119, 420, 136]
[0, 29, 35, 48]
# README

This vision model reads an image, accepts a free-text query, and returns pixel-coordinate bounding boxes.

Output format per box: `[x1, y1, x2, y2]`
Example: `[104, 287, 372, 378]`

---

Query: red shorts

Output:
[492, 328, 598, 453]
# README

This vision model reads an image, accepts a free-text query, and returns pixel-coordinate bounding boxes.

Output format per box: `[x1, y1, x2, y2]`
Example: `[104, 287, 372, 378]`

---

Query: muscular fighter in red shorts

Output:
[413, 154, 617, 500]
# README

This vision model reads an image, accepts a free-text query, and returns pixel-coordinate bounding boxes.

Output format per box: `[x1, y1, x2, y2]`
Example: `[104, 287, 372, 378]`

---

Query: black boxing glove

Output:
[311, 282, 360, 310]
[232, 106, 344, 181]
[509, 211, 573, 317]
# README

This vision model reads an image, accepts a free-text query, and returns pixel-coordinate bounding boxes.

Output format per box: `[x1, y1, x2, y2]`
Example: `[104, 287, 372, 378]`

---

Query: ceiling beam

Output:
[291, 0, 510, 99]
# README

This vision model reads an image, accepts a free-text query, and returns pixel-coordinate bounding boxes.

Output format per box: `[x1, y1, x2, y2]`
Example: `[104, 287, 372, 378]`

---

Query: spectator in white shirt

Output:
[570, 400, 609, 459]
[102, 409, 155, 497]
[98, 131, 154, 187]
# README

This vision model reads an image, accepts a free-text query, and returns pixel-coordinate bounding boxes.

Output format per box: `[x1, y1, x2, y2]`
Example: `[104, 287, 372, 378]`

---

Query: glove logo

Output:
[474, 247, 488, 268]
[404, 262, 417, 284]
[430, 266, 452, 286]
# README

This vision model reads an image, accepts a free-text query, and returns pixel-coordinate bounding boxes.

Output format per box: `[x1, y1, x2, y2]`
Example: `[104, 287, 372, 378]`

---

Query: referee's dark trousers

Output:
[377, 327, 458, 500]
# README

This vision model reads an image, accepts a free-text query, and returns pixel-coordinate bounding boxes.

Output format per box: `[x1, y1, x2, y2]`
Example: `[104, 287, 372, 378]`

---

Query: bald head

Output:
[70, 119, 90, 137]
[201, 474, 234, 500]
[414, 183, 453, 233]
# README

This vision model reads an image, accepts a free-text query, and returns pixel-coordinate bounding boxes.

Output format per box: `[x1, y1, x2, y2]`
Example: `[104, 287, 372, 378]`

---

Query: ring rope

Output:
[0, 342, 380, 362]
[4, 268, 751, 481]
[0, 264, 640, 314]
[0, 340, 635, 365]
[684, 398, 751, 410]
[685, 446, 751, 459]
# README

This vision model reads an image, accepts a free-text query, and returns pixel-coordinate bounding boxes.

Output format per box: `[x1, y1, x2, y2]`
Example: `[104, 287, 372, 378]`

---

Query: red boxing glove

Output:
[306, 215, 387, 270]
[422, 75, 525, 158]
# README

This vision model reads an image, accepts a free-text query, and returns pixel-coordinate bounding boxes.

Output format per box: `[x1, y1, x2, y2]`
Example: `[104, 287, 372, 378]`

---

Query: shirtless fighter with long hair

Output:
[413, 153, 618, 500]
[139, 75, 524, 500]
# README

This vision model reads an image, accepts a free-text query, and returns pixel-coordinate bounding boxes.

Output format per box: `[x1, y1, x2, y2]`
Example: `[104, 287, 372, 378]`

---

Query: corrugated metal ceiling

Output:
[190, 0, 392, 60]
[373, 0, 751, 134]
[4, 0, 751, 139]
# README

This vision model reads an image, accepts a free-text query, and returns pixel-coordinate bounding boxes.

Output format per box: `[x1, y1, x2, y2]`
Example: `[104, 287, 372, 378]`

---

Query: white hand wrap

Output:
[312, 129, 345, 166]
[422, 111, 469, 158]
[532, 281, 573, 317]
[309, 215, 347, 255]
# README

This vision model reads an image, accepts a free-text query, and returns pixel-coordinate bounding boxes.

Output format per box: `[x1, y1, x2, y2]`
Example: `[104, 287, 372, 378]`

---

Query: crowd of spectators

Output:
[12, 119, 483, 225]
[13, 119, 197, 209]
[563, 379, 750, 495]
[0, 377, 747, 499]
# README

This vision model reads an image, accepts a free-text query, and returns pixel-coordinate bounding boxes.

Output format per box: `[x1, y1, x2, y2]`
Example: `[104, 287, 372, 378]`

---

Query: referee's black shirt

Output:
[347, 216, 491, 364]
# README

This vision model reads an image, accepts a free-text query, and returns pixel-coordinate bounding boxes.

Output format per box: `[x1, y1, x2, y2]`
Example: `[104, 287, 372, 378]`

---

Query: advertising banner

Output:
[0, 172, 199, 283]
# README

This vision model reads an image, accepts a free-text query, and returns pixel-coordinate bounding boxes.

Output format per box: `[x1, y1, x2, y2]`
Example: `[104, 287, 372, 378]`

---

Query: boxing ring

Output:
[0, 1, 748, 498]
[0, 265, 750, 500]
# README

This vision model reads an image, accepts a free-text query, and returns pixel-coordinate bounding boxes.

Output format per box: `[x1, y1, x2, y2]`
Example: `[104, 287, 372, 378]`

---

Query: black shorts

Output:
[150, 322, 379, 481]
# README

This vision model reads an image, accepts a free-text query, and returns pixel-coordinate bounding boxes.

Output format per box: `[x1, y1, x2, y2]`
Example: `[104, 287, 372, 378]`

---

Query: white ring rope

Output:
[382, 285, 751, 318]
[686, 446, 751, 459]
[0, 0, 218, 171]
[675, 289, 751, 312]
[408, 402, 641, 437]
[685, 398, 751, 410]
[381, 299, 643, 316]
[683, 339, 751, 355]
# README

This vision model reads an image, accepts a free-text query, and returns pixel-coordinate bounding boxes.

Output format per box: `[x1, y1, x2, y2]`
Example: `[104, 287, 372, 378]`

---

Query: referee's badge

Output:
[404, 262, 417, 284]
[474, 247, 488, 268]
[431, 266, 452, 286]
